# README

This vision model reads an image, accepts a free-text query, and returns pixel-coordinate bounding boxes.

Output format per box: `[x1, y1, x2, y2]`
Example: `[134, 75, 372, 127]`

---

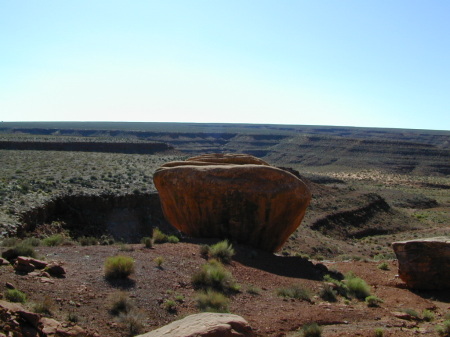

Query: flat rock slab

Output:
[392, 236, 450, 290]
[153, 154, 311, 252]
[136, 313, 255, 337]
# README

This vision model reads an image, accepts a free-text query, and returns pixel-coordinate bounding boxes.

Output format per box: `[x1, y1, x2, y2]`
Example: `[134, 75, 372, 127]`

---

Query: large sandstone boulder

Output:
[136, 312, 255, 337]
[153, 154, 311, 252]
[392, 237, 450, 290]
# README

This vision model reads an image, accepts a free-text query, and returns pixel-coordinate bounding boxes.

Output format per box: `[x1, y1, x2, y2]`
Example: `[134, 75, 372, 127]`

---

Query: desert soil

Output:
[1, 240, 448, 337]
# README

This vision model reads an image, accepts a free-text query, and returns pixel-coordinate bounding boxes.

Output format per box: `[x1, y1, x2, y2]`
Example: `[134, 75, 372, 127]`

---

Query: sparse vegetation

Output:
[3, 242, 37, 260]
[42, 234, 65, 246]
[374, 328, 384, 337]
[196, 290, 229, 313]
[277, 285, 311, 301]
[209, 240, 235, 263]
[199, 244, 210, 257]
[319, 284, 337, 302]
[141, 236, 152, 248]
[167, 235, 179, 243]
[152, 228, 168, 244]
[32, 296, 54, 315]
[365, 295, 383, 307]
[246, 285, 262, 295]
[301, 322, 322, 337]
[401, 308, 420, 319]
[345, 272, 371, 300]
[104, 255, 135, 279]
[78, 236, 98, 246]
[108, 291, 135, 316]
[164, 299, 177, 312]
[422, 309, 435, 322]
[67, 312, 79, 323]
[191, 259, 239, 293]
[377, 262, 389, 270]
[154, 256, 164, 268]
[436, 320, 450, 337]
[5, 289, 27, 303]
[117, 309, 145, 336]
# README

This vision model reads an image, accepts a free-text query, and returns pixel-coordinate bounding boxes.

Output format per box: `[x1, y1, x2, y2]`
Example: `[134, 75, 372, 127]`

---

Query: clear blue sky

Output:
[1, 1, 449, 130]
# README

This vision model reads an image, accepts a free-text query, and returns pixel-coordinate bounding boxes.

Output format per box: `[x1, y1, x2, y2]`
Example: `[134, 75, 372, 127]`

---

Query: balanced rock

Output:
[392, 237, 450, 290]
[136, 312, 255, 337]
[153, 153, 311, 252]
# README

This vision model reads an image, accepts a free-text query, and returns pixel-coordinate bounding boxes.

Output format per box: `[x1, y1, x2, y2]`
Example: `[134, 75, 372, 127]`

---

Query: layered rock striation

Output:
[392, 237, 450, 290]
[153, 154, 311, 252]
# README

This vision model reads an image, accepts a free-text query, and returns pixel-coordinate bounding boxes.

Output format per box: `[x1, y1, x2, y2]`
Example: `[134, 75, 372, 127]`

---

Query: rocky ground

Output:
[0, 240, 449, 336]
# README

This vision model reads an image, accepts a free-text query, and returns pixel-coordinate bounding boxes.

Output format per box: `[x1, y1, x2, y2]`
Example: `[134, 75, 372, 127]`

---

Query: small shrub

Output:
[4, 242, 37, 260]
[104, 255, 135, 279]
[117, 309, 145, 336]
[196, 290, 229, 313]
[192, 259, 239, 293]
[246, 285, 261, 295]
[365, 295, 383, 307]
[436, 320, 450, 337]
[164, 299, 177, 312]
[78, 236, 98, 246]
[319, 284, 337, 302]
[301, 322, 322, 337]
[119, 244, 134, 252]
[153, 228, 168, 244]
[154, 256, 164, 268]
[323, 274, 348, 297]
[108, 291, 135, 315]
[174, 294, 185, 302]
[167, 235, 179, 243]
[42, 234, 65, 247]
[422, 309, 435, 322]
[22, 237, 41, 247]
[374, 328, 384, 337]
[141, 237, 152, 248]
[209, 240, 235, 264]
[401, 308, 420, 319]
[32, 296, 54, 315]
[5, 289, 27, 303]
[199, 244, 210, 258]
[0, 237, 21, 247]
[345, 273, 371, 300]
[100, 235, 115, 245]
[277, 285, 311, 301]
[377, 262, 389, 270]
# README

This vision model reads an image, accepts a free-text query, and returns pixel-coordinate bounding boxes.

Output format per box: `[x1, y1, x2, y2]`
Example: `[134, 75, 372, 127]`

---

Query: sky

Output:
[1, 1, 449, 130]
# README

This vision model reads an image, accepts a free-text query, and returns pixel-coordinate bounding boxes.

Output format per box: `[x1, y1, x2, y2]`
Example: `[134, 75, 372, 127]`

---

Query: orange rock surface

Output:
[153, 154, 311, 252]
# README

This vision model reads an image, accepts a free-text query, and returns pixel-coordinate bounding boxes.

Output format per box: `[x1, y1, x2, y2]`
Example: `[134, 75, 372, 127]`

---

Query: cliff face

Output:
[18, 192, 174, 242]
[0, 141, 176, 154]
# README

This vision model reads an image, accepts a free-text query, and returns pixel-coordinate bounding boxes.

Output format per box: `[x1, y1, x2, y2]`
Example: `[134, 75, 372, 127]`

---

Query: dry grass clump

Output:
[32, 296, 54, 316]
[104, 255, 135, 279]
[196, 290, 229, 313]
[301, 322, 323, 337]
[209, 240, 235, 263]
[276, 285, 312, 301]
[191, 259, 239, 293]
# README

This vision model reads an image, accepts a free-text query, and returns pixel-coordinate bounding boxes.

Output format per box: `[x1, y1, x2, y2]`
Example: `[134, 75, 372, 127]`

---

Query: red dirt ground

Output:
[1, 241, 449, 336]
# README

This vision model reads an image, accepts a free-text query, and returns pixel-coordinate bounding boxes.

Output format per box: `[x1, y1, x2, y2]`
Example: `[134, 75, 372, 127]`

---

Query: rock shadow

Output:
[233, 246, 327, 281]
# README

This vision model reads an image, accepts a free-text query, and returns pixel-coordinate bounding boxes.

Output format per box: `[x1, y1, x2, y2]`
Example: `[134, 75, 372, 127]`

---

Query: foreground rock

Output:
[0, 300, 88, 337]
[392, 237, 450, 290]
[153, 154, 311, 252]
[136, 312, 255, 337]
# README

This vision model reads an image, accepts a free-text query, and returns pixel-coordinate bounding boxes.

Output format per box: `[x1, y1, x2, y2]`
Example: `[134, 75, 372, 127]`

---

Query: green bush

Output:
[191, 260, 239, 293]
[167, 235, 179, 243]
[104, 255, 135, 279]
[199, 244, 210, 257]
[2, 242, 37, 260]
[164, 299, 177, 312]
[319, 284, 337, 302]
[42, 234, 65, 247]
[436, 320, 450, 337]
[5, 289, 27, 303]
[152, 228, 168, 244]
[141, 236, 152, 248]
[374, 328, 384, 337]
[345, 273, 371, 300]
[209, 240, 235, 264]
[277, 285, 311, 301]
[323, 274, 348, 298]
[401, 308, 420, 319]
[422, 309, 435, 322]
[301, 322, 322, 337]
[78, 236, 98, 246]
[377, 262, 389, 270]
[365, 295, 383, 307]
[0, 237, 21, 247]
[154, 256, 164, 268]
[246, 285, 261, 295]
[22, 237, 41, 247]
[196, 290, 229, 313]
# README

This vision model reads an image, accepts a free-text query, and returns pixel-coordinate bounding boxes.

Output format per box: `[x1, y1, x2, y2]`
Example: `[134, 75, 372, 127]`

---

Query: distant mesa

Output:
[153, 153, 311, 252]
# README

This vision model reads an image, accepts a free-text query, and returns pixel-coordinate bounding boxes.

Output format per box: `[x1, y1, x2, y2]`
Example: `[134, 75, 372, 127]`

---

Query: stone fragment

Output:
[154, 154, 311, 252]
[45, 262, 66, 278]
[136, 312, 255, 337]
[392, 237, 450, 290]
